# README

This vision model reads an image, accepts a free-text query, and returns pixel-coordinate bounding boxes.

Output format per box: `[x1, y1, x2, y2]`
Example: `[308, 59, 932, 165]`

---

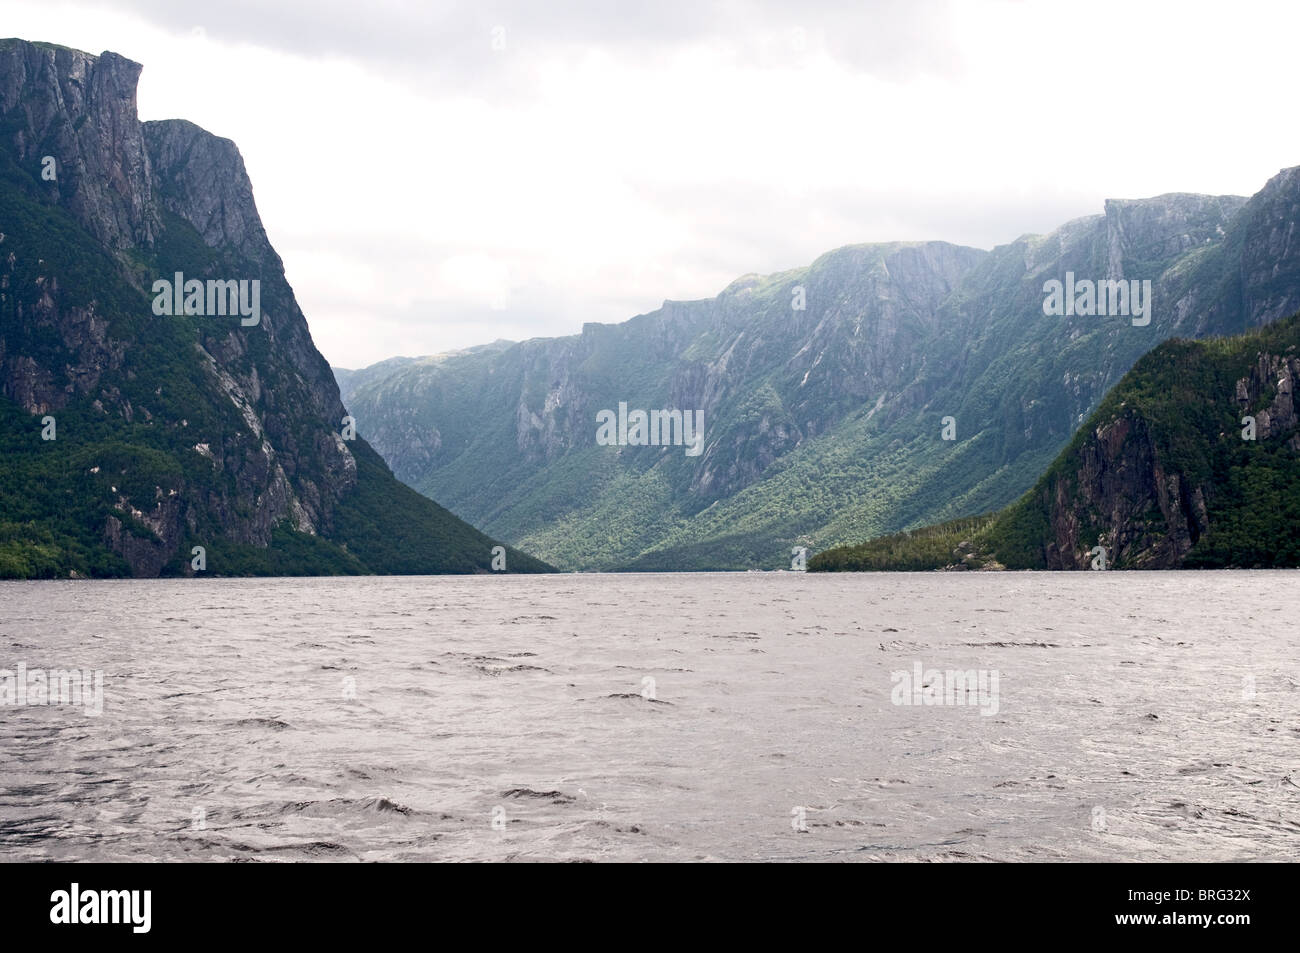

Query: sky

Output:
[6, 0, 1300, 368]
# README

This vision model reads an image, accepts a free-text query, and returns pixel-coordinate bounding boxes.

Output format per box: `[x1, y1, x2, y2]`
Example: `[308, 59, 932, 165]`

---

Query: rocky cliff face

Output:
[1238, 351, 1300, 446]
[342, 166, 1300, 571]
[2, 40, 350, 559]
[0, 38, 547, 577]
[1040, 409, 1211, 569]
[146, 118, 270, 261]
[144, 116, 358, 547]
[0, 40, 156, 249]
[984, 315, 1300, 570]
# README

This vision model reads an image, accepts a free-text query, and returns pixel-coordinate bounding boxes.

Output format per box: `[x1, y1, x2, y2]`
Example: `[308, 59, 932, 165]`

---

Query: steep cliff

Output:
[0, 39, 549, 577]
[342, 168, 1300, 570]
[983, 314, 1300, 569]
[341, 240, 989, 569]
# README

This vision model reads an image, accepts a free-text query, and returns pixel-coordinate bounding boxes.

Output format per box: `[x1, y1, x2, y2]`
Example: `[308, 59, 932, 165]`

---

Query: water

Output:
[1, 572, 1296, 862]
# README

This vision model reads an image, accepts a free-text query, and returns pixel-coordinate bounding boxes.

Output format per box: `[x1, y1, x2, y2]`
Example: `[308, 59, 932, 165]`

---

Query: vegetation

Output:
[813, 314, 1300, 571]
[346, 187, 1287, 572]
[807, 514, 998, 572]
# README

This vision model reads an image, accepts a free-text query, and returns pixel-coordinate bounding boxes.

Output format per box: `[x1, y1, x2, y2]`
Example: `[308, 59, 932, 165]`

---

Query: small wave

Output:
[272, 796, 419, 818]
[473, 663, 551, 676]
[501, 788, 575, 804]
[262, 841, 356, 858]
[232, 717, 292, 730]
[960, 640, 1060, 648]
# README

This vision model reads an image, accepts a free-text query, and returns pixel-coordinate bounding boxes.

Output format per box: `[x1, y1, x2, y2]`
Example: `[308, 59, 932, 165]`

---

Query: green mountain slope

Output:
[343, 169, 1300, 571]
[811, 313, 1300, 571]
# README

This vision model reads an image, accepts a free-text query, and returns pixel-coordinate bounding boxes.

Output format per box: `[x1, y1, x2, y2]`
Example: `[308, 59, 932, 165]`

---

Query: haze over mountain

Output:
[0, 39, 549, 577]
[339, 168, 1300, 571]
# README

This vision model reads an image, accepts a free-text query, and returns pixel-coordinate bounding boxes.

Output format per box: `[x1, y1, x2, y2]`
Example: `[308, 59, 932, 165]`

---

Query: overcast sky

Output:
[8, 0, 1300, 368]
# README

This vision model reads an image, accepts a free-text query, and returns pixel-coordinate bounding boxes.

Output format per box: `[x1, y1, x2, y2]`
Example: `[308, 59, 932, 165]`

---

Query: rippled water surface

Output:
[1, 572, 1297, 862]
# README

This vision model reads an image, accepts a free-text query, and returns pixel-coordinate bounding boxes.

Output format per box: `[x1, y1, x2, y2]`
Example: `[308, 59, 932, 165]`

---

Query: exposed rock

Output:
[0, 40, 157, 249]
[1030, 345, 1298, 568]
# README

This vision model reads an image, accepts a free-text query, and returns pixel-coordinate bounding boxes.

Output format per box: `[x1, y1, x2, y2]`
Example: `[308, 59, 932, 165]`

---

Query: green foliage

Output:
[347, 198, 1290, 572]
[161, 525, 367, 577]
[817, 313, 1300, 571]
[808, 514, 997, 572]
[333, 441, 551, 574]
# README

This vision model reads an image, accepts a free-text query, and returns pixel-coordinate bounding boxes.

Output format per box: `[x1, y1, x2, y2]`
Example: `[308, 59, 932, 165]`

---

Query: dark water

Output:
[1, 572, 1296, 861]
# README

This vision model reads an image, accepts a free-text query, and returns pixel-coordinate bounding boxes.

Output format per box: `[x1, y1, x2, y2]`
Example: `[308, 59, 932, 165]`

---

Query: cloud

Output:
[5, 0, 1300, 369]
[83, 0, 968, 91]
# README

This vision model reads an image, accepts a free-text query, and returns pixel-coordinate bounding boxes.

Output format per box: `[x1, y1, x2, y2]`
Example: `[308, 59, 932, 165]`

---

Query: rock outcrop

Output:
[989, 318, 1300, 569]
[0, 40, 157, 249]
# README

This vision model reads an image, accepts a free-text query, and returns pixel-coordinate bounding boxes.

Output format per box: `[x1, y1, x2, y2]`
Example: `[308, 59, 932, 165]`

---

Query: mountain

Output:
[340, 168, 1300, 571]
[811, 312, 1300, 570]
[0, 39, 550, 577]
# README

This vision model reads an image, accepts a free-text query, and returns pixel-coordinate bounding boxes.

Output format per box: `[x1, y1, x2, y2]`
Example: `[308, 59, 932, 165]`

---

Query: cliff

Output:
[988, 314, 1300, 569]
[341, 167, 1300, 570]
[0, 39, 550, 577]
[812, 313, 1300, 571]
